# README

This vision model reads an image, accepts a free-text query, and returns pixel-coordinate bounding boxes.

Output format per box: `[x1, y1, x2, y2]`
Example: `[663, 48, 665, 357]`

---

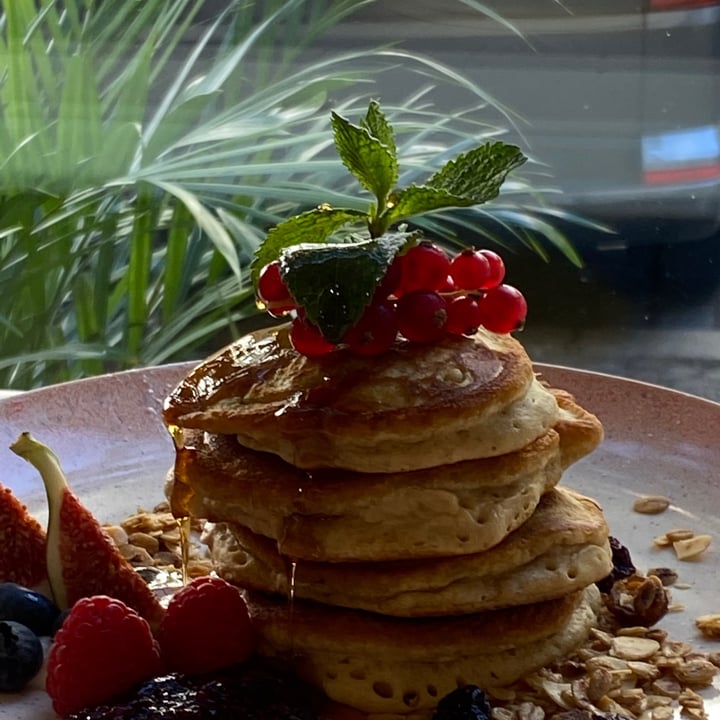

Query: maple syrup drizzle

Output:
[177, 516, 192, 586]
[167, 423, 194, 585]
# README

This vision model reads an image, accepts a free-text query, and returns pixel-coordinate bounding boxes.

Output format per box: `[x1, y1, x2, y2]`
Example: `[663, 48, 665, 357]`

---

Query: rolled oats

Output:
[611, 636, 661, 661]
[695, 614, 720, 640]
[673, 535, 712, 561]
[633, 495, 671, 514]
[672, 658, 718, 687]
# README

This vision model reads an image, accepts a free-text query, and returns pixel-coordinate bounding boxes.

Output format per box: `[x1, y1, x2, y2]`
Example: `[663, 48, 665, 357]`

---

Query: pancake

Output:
[206, 487, 612, 615]
[166, 428, 564, 561]
[163, 324, 560, 472]
[245, 585, 601, 717]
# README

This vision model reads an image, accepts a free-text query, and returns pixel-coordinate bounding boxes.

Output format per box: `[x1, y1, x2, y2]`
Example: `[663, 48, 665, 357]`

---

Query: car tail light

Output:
[649, 0, 720, 10]
[642, 125, 720, 185]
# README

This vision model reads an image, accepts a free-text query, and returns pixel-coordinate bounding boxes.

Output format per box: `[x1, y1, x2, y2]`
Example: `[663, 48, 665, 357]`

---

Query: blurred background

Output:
[1, 1, 718, 399]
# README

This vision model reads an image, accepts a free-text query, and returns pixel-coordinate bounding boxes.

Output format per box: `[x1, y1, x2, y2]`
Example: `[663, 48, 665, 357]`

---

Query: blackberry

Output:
[432, 685, 492, 720]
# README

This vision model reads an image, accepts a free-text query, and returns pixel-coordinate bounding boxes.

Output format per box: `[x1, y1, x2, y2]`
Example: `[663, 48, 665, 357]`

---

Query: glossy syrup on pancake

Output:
[162, 325, 558, 472]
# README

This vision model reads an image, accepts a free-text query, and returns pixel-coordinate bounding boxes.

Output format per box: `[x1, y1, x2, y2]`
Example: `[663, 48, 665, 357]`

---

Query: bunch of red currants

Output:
[257, 241, 527, 357]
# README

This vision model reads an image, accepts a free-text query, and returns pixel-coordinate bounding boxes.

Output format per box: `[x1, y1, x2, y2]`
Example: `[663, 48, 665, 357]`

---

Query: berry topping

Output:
[476, 284, 527, 334]
[0, 482, 47, 587]
[0, 582, 60, 636]
[446, 294, 483, 336]
[478, 248, 506, 288]
[63, 660, 321, 720]
[0, 620, 44, 692]
[342, 301, 398, 356]
[257, 261, 296, 317]
[251, 101, 528, 357]
[290, 315, 337, 358]
[399, 241, 452, 293]
[396, 290, 448, 343]
[448, 248, 493, 291]
[46, 595, 162, 717]
[432, 685, 492, 720]
[156, 576, 255, 676]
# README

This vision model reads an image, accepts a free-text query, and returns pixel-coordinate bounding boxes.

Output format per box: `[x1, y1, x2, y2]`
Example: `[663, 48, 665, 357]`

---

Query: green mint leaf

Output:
[426, 140, 526, 200]
[331, 109, 399, 208]
[251, 206, 367, 284]
[361, 100, 397, 162]
[279, 231, 413, 343]
[384, 185, 478, 225]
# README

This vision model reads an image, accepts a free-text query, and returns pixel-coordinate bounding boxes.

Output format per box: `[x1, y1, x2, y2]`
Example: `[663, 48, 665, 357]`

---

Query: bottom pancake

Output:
[245, 585, 601, 718]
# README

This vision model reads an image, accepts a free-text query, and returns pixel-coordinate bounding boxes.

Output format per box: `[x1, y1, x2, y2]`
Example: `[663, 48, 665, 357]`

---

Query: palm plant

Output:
[0, 0, 590, 390]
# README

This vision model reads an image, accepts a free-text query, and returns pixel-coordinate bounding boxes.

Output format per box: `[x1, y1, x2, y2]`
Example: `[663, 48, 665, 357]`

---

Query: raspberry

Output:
[46, 595, 162, 717]
[156, 576, 255, 676]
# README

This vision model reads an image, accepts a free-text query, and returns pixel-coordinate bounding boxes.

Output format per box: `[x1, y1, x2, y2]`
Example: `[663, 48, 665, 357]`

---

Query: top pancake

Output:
[163, 324, 560, 472]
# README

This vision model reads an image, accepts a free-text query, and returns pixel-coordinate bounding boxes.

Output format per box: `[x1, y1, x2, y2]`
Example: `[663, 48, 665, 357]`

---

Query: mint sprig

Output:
[279, 231, 414, 343]
[251, 100, 527, 341]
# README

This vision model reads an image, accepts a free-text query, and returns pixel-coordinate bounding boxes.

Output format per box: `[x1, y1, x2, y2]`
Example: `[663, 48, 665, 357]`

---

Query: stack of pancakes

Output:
[163, 324, 611, 719]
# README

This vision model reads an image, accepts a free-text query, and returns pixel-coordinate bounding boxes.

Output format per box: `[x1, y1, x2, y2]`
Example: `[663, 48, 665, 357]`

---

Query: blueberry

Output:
[0, 582, 60, 636]
[432, 685, 492, 720]
[0, 620, 44, 692]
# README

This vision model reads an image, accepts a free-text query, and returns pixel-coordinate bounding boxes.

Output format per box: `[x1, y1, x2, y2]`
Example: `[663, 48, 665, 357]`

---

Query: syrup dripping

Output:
[167, 423, 195, 586]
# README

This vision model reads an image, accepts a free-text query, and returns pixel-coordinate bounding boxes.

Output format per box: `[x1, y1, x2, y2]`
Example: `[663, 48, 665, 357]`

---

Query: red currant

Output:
[446, 294, 483, 336]
[290, 316, 336, 357]
[449, 249, 492, 291]
[478, 249, 506, 289]
[477, 284, 527, 334]
[396, 290, 448, 343]
[257, 261, 295, 316]
[343, 301, 398, 356]
[398, 241, 451, 293]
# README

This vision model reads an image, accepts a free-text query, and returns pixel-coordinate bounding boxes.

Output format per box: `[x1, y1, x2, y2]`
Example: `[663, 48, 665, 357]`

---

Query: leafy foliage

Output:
[254, 101, 527, 339]
[0, 0, 590, 389]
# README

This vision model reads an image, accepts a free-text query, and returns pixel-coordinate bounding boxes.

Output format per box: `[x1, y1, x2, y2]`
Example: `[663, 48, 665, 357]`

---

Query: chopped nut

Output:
[490, 708, 513, 720]
[103, 524, 129, 546]
[650, 676, 682, 699]
[665, 529, 695, 543]
[672, 658, 718, 686]
[587, 667, 614, 702]
[127, 531, 160, 555]
[650, 707, 673, 720]
[695, 614, 720, 639]
[673, 534, 711, 561]
[633, 495, 671, 514]
[626, 660, 660, 681]
[611, 635, 661, 661]
[515, 701, 544, 720]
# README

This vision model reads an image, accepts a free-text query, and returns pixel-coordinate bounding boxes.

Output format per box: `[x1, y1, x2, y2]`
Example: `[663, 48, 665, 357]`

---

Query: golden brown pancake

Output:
[166, 428, 564, 561]
[163, 325, 560, 472]
[245, 586, 601, 717]
[206, 487, 611, 616]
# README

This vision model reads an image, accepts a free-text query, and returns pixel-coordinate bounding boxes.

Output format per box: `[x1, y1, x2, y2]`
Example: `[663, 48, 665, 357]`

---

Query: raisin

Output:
[596, 536, 636, 593]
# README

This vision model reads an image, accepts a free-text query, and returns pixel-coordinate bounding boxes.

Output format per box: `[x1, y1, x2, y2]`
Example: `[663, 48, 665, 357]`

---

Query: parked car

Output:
[322, 0, 720, 258]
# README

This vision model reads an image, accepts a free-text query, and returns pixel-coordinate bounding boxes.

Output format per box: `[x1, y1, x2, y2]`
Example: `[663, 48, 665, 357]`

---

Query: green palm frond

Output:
[0, 0, 586, 389]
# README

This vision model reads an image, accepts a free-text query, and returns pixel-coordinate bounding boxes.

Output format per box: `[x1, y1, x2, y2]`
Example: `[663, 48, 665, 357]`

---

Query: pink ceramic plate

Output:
[1, 362, 719, 718]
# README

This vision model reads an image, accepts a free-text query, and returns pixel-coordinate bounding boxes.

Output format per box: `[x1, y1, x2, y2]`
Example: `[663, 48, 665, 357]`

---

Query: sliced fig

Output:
[10, 432, 164, 629]
[0, 482, 47, 587]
